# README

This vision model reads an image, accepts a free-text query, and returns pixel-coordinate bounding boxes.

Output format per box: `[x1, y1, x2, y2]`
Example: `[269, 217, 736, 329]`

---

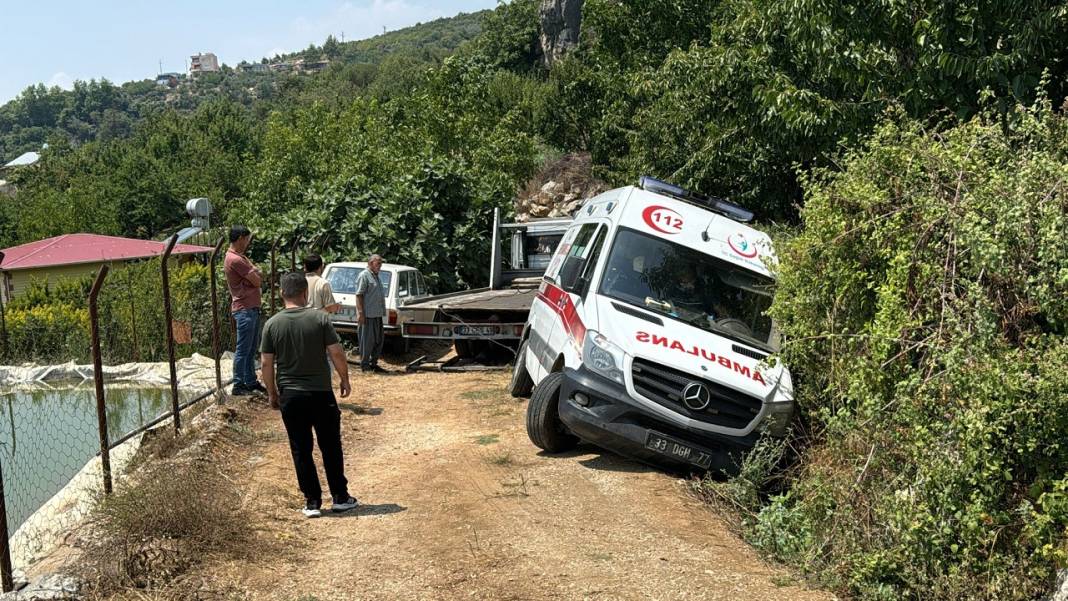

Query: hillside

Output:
[4, 4, 1068, 598]
[0, 10, 487, 161]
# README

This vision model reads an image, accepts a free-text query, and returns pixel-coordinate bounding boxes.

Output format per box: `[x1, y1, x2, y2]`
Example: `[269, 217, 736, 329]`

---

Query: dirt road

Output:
[209, 349, 833, 601]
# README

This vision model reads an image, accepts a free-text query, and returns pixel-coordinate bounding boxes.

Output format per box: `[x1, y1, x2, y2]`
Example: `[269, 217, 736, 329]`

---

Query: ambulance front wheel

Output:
[526, 371, 578, 453]
[509, 341, 534, 398]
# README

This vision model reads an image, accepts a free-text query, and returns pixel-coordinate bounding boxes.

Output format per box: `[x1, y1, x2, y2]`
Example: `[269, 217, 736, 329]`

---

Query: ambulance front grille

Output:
[631, 358, 761, 430]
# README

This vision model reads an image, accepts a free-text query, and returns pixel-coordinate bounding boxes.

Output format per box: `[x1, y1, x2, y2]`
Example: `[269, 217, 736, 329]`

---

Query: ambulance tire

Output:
[509, 341, 534, 398]
[527, 371, 578, 453]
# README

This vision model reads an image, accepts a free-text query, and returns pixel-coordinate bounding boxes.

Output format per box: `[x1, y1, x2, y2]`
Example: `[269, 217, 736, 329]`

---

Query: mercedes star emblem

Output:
[681, 381, 712, 411]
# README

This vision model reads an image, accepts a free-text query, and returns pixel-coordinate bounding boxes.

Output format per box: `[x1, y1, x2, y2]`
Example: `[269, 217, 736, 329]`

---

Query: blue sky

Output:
[0, 0, 500, 104]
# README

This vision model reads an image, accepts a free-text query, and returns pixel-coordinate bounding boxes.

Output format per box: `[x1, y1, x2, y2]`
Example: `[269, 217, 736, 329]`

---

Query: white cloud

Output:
[46, 71, 74, 90]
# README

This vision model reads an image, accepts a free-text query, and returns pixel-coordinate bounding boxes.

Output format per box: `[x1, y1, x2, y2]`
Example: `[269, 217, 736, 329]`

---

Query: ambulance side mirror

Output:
[559, 256, 587, 295]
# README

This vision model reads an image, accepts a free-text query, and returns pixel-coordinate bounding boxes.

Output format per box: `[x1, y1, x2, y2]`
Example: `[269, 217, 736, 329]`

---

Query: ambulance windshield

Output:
[599, 228, 775, 350]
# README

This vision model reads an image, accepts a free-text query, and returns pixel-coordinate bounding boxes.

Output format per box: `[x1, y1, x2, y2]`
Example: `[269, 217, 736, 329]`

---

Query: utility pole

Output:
[341, 31, 345, 43]
[158, 59, 163, 75]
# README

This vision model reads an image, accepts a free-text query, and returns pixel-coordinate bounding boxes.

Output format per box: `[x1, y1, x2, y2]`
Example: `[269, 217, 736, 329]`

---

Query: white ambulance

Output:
[509, 177, 794, 472]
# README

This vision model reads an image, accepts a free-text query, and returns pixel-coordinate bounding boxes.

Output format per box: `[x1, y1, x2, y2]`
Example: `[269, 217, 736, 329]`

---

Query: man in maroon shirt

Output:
[224, 225, 265, 395]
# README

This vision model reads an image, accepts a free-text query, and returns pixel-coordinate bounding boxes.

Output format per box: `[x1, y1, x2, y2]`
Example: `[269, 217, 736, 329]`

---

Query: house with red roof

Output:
[0, 233, 212, 303]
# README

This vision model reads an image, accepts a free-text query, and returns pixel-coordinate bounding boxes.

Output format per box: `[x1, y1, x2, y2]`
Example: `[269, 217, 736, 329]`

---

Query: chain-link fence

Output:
[0, 236, 238, 590]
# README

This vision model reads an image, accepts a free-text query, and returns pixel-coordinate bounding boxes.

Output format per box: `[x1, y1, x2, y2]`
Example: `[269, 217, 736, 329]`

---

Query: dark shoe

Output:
[331, 495, 359, 513]
[302, 499, 323, 518]
[249, 381, 268, 393]
[231, 384, 253, 396]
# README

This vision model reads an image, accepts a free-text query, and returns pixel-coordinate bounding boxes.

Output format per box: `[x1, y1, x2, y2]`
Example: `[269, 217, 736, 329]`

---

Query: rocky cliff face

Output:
[539, 0, 584, 66]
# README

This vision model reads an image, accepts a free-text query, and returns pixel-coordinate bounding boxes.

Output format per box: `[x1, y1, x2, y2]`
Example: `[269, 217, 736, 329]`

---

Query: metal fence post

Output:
[88, 266, 113, 495]
[0, 251, 8, 361]
[270, 238, 279, 316]
[161, 235, 181, 434]
[126, 266, 140, 362]
[0, 454, 13, 593]
[209, 237, 225, 401]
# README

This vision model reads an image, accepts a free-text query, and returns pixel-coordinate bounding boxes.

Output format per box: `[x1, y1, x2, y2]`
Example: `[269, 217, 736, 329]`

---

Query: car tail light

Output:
[388, 309, 398, 326]
[406, 324, 437, 336]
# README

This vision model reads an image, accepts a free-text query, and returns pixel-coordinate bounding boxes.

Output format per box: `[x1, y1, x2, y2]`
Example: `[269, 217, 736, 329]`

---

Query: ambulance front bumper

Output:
[558, 365, 759, 474]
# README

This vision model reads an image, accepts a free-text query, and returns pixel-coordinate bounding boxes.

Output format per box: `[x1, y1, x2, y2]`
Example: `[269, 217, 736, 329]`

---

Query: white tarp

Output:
[0, 352, 234, 390]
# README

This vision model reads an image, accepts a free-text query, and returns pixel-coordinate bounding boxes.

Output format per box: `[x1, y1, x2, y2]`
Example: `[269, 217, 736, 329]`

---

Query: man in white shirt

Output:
[303, 255, 340, 314]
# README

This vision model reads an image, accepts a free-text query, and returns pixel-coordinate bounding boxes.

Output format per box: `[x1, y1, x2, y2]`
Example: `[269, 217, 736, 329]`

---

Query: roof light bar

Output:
[638, 176, 754, 223]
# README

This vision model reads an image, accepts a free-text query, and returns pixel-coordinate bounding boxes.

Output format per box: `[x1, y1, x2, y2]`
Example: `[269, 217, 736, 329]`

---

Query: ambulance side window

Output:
[545, 224, 586, 282]
[581, 227, 608, 283]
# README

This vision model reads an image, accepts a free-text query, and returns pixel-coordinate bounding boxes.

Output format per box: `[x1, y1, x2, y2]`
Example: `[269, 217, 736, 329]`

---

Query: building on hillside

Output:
[155, 72, 180, 88]
[2, 151, 40, 173]
[189, 52, 220, 76]
[0, 234, 212, 303]
[0, 151, 42, 197]
[239, 62, 269, 74]
[301, 56, 331, 73]
[269, 61, 293, 73]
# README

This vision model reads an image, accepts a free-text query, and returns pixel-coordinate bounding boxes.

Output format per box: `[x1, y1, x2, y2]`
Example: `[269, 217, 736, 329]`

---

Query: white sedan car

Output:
[322, 261, 431, 352]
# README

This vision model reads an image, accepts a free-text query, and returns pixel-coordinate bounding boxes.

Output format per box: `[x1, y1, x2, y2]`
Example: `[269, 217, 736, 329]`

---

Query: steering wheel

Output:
[714, 317, 754, 338]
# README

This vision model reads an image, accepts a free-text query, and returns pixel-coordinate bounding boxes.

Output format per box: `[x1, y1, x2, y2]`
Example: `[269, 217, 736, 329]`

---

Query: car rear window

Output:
[326, 267, 392, 296]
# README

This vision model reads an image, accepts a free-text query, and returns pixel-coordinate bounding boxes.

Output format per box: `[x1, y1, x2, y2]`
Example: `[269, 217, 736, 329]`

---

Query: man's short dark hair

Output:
[229, 225, 252, 244]
[303, 254, 324, 273]
[280, 272, 308, 301]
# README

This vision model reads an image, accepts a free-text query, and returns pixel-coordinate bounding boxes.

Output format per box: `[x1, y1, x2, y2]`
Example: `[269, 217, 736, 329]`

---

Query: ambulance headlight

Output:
[583, 330, 626, 385]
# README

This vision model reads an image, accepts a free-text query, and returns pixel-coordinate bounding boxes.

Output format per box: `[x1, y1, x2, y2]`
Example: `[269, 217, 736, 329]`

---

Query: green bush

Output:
[1, 260, 227, 365]
[761, 101, 1068, 599]
[4, 303, 90, 363]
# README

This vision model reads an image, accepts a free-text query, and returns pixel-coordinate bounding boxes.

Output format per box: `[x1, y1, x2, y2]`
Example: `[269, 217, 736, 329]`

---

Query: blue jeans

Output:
[233, 308, 261, 387]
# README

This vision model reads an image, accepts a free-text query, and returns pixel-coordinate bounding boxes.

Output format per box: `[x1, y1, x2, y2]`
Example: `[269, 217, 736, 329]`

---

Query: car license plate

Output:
[644, 431, 713, 468]
[455, 325, 497, 336]
[335, 307, 356, 318]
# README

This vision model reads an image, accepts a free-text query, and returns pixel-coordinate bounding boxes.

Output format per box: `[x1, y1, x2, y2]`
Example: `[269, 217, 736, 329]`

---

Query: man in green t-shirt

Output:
[260, 272, 358, 518]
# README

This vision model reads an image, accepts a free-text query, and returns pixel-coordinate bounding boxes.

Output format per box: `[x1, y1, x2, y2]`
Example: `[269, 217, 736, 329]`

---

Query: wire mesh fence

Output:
[0, 236, 240, 589]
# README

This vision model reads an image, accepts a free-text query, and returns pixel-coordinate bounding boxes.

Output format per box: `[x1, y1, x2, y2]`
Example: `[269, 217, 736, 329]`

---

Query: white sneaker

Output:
[302, 500, 322, 518]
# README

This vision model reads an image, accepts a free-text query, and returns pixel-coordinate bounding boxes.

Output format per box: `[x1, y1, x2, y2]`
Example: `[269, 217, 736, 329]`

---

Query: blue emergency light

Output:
[638, 176, 754, 223]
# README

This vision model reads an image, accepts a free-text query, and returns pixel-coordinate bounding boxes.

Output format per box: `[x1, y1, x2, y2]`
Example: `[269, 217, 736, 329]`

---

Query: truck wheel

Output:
[526, 371, 578, 453]
[509, 341, 534, 398]
[454, 339, 474, 358]
[386, 336, 411, 355]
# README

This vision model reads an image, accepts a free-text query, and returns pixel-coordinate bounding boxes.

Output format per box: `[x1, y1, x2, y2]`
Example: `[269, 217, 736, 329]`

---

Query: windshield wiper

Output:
[686, 315, 772, 353]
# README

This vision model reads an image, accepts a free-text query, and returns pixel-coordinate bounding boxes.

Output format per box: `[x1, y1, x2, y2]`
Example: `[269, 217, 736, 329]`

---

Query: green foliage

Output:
[763, 102, 1068, 599]
[547, 0, 1068, 217]
[1, 261, 225, 365]
[3, 303, 90, 363]
[4, 99, 260, 246]
[466, 0, 542, 73]
[239, 57, 542, 291]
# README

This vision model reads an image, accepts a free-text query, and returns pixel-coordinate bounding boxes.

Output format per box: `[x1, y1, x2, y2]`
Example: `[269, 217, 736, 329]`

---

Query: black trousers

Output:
[279, 389, 348, 502]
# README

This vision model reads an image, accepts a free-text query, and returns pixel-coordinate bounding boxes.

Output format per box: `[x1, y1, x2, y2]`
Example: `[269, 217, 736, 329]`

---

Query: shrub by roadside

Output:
[0, 260, 226, 365]
[710, 100, 1068, 600]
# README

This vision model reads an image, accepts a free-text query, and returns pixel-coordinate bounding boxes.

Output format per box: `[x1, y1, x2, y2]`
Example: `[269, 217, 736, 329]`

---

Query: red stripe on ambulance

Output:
[536, 282, 587, 345]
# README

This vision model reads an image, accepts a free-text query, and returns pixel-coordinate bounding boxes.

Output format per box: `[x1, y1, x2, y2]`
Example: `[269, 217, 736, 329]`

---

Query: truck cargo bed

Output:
[402, 286, 539, 312]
